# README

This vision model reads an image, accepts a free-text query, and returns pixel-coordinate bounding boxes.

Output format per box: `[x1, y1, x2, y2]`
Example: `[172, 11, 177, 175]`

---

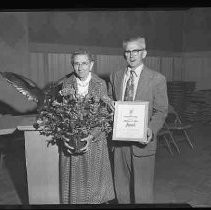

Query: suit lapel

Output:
[64, 73, 77, 90]
[89, 73, 101, 95]
[116, 69, 126, 100]
[88, 76, 95, 94]
[135, 66, 151, 100]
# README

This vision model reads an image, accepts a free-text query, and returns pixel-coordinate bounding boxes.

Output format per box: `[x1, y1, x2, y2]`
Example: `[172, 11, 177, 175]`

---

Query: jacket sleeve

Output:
[148, 75, 168, 137]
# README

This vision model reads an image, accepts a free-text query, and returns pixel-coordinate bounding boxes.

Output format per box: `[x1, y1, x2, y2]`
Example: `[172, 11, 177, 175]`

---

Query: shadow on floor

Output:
[155, 123, 211, 207]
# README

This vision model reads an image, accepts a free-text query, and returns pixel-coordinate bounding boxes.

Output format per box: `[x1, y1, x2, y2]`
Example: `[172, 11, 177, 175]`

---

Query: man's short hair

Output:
[122, 36, 146, 49]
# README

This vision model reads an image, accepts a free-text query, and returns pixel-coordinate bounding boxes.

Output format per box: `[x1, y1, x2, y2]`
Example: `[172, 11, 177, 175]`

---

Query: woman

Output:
[59, 49, 115, 204]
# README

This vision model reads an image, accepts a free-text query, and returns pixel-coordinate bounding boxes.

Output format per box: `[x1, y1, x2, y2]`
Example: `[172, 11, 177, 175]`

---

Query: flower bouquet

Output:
[33, 87, 113, 154]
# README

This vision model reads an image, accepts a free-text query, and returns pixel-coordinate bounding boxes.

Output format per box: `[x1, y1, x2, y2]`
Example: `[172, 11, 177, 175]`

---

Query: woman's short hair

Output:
[71, 49, 94, 64]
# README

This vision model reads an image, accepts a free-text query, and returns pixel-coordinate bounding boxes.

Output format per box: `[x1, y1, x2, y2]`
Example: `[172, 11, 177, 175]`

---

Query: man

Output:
[108, 36, 168, 203]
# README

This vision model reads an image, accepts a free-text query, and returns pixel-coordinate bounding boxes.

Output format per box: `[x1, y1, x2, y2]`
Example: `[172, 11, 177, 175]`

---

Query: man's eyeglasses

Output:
[73, 61, 90, 68]
[124, 49, 145, 56]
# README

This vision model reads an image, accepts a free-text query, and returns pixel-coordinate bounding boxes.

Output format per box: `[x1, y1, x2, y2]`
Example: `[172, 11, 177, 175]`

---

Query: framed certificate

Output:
[112, 101, 149, 143]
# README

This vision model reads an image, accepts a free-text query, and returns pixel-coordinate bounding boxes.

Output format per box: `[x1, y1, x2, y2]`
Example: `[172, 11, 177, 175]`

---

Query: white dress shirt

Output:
[122, 64, 143, 101]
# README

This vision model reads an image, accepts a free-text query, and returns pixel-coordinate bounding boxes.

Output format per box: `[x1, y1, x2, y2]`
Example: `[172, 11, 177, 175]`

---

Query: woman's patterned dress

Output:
[59, 73, 115, 204]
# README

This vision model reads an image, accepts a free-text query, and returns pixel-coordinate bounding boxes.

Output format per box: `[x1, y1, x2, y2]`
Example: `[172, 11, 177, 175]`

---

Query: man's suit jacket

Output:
[109, 65, 168, 156]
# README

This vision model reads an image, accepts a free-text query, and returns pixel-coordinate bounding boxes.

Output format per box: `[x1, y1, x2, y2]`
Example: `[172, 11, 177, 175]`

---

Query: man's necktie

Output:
[124, 70, 135, 101]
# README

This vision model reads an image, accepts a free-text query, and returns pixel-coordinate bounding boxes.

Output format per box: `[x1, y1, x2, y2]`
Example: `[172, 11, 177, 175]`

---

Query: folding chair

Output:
[157, 123, 180, 155]
[165, 105, 194, 150]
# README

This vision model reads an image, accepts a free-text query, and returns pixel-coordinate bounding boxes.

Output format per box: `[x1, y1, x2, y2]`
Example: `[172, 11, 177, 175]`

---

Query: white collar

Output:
[127, 64, 144, 77]
[76, 72, 91, 86]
